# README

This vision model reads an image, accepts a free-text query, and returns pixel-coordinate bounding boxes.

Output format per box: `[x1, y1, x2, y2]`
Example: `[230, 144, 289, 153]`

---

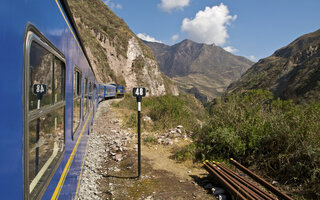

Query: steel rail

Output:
[208, 162, 261, 200]
[213, 161, 276, 200]
[230, 158, 293, 200]
[203, 163, 247, 200]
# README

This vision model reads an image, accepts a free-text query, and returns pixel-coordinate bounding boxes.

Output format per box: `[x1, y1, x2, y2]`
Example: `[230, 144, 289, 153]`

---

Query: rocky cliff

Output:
[227, 29, 320, 103]
[144, 39, 253, 101]
[66, 0, 178, 96]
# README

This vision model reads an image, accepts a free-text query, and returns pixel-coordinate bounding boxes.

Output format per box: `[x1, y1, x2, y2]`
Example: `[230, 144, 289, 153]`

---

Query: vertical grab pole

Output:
[137, 96, 142, 179]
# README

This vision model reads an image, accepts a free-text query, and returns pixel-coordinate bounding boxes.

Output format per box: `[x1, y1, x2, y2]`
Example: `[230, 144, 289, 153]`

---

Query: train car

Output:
[110, 83, 125, 98]
[116, 85, 125, 98]
[103, 84, 116, 99]
[0, 0, 105, 199]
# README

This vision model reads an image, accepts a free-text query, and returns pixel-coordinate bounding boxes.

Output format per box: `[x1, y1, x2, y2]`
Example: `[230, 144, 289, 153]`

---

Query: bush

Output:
[195, 89, 320, 198]
[114, 94, 207, 132]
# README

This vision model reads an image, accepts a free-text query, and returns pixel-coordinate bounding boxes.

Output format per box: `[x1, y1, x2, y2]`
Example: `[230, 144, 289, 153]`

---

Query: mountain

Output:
[66, 0, 178, 96]
[226, 29, 320, 102]
[144, 39, 253, 102]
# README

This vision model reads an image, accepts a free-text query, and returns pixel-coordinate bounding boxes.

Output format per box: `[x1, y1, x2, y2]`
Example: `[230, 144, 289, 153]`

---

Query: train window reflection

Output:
[27, 38, 66, 199]
[83, 77, 88, 117]
[73, 68, 82, 135]
[28, 107, 65, 199]
[29, 42, 52, 111]
[54, 58, 65, 103]
[73, 98, 81, 133]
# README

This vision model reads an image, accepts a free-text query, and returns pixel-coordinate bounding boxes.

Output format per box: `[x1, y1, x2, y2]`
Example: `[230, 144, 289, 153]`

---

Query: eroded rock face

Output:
[68, 0, 178, 96]
[125, 37, 166, 96]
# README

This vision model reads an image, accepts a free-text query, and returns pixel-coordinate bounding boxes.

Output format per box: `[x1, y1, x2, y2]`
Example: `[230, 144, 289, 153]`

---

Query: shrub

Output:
[195, 89, 320, 198]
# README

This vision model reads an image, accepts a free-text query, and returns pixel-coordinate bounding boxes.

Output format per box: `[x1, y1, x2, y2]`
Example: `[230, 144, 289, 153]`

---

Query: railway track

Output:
[203, 159, 293, 200]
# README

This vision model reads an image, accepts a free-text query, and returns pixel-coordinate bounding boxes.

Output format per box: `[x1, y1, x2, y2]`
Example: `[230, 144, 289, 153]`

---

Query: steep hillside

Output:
[66, 0, 178, 96]
[227, 29, 320, 102]
[145, 39, 253, 101]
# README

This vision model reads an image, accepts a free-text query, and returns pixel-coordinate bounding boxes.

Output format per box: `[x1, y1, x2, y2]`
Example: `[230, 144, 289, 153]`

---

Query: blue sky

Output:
[103, 0, 320, 61]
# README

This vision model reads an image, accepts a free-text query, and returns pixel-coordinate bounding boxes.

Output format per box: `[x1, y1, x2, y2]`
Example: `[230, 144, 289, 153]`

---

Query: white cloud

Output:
[181, 3, 237, 46]
[159, 0, 190, 12]
[223, 46, 238, 53]
[171, 34, 180, 42]
[248, 55, 257, 61]
[116, 4, 122, 9]
[103, 0, 122, 9]
[137, 33, 162, 43]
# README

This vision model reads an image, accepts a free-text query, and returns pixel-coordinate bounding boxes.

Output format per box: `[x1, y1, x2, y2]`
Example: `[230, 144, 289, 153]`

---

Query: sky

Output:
[103, 0, 320, 62]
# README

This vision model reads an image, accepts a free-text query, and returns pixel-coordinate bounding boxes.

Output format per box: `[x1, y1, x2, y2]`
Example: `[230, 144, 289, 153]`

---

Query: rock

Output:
[212, 187, 226, 195]
[217, 194, 227, 200]
[144, 196, 153, 200]
[204, 183, 214, 189]
[111, 129, 117, 134]
[115, 154, 122, 161]
[143, 116, 152, 123]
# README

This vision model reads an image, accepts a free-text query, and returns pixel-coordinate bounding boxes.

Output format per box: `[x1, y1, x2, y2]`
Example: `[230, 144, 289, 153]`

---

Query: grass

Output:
[112, 94, 207, 132]
[143, 134, 157, 144]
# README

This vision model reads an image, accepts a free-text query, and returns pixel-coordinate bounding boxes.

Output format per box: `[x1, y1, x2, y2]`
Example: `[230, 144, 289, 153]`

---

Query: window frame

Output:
[23, 25, 66, 200]
[72, 66, 82, 137]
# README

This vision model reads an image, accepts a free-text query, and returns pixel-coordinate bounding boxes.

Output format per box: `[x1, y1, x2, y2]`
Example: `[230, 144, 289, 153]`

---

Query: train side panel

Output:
[0, 1, 97, 199]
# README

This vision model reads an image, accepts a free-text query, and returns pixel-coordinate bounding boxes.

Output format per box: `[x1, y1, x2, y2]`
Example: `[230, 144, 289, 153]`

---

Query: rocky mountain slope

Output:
[66, 0, 178, 96]
[226, 29, 320, 102]
[144, 39, 253, 101]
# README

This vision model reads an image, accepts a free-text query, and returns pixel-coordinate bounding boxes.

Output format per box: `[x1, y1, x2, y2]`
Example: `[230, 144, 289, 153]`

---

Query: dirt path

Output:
[77, 99, 216, 200]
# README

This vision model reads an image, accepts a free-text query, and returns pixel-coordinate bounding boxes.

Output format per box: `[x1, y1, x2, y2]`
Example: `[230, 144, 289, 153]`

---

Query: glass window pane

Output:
[73, 71, 77, 97]
[77, 73, 81, 96]
[54, 58, 65, 103]
[28, 107, 65, 198]
[73, 71, 81, 97]
[29, 42, 53, 111]
[73, 98, 81, 133]
[83, 97, 87, 117]
[83, 78, 88, 117]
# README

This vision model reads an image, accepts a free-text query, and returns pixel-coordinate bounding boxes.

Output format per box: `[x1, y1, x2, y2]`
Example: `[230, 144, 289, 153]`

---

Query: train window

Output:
[73, 70, 81, 97]
[83, 77, 88, 118]
[54, 58, 65, 103]
[29, 42, 53, 111]
[73, 69, 82, 134]
[28, 107, 65, 198]
[25, 29, 66, 200]
[89, 82, 92, 108]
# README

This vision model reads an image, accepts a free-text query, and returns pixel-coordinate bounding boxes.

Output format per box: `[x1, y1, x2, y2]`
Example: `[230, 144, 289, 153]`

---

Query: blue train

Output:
[0, 0, 124, 199]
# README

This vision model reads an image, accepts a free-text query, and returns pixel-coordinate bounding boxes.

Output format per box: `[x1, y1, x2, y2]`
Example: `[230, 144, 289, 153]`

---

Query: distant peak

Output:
[181, 39, 196, 44]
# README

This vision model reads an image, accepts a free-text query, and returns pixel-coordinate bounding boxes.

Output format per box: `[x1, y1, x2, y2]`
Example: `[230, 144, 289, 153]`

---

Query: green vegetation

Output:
[180, 89, 319, 198]
[143, 134, 157, 144]
[113, 94, 207, 132]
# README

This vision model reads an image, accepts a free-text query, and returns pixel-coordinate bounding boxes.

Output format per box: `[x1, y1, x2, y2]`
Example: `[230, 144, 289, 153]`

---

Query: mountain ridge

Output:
[226, 29, 320, 103]
[144, 39, 254, 101]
